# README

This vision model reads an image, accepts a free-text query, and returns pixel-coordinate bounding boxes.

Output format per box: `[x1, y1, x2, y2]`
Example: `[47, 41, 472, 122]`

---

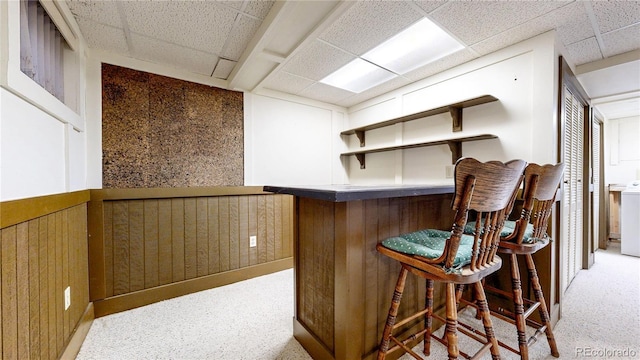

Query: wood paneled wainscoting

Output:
[88, 187, 294, 317]
[0, 191, 92, 360]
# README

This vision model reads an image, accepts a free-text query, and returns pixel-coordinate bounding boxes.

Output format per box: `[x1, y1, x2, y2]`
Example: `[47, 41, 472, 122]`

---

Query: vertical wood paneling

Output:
[158, 199, 173, 285]
[257, 196, 267, 264]
[38, 217, 49, 359]
[207, 198, 220, 273]
[266, 196, 275, 262]
[321, 200, 335, 350]
[281, 196, 291, 258]
[103, 202, 114, 297]
[274, 196, 283, 260]
[1, 201, 90, 360]
[196, 198, 208, 276]
[184, 198, 197, 279]
[239, 197, 249, 268]
[218, 197, 230, 272]
[228, 197, 240, 270]
[93, 193, 294, 305]
[113, 202, 130, 295]
[61, 211, 70, 342]
[16, 223, 30, 359]
[363, 200, 379, 355]
[28, 221, 40, 360]
[55, 212, 64, 355]
[55, 212, 63, 354]
[2, 226, 18, 360]
[78, 205, 90, 311]
[47, 214, 56, 359]
[129, 200, 145, 291]
[248, 196, 258, 266]
[144, 200, 159, 288]
[171, 199, 185, 282]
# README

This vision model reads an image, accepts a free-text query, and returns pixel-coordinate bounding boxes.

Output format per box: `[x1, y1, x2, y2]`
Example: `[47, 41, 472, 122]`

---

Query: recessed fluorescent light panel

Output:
[320, 17, 464, 93]
[319, 58, 396, 93]
[363, 17, 464, 74]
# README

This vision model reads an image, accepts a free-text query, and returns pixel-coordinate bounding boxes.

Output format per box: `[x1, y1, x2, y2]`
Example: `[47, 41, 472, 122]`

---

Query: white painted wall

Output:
[604, 116, 640, 185]
[244, 91, 347, 186]
[345, 32, 559, 185]
[0, 0, 88, 201]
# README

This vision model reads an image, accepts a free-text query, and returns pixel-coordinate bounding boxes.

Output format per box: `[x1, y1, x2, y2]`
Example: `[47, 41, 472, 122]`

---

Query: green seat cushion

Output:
[464, 220, 535, 243]
[381, 229, 474, 268]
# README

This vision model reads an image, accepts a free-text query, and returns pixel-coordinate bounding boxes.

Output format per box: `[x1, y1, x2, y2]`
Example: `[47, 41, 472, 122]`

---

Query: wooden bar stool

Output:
[376, 158, 526, 360]
[462, 162, 564, 359]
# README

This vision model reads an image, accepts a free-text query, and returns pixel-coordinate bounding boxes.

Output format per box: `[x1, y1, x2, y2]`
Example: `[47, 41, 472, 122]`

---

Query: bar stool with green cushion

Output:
[462, 162, 564, 359]
[376, 158, 527, 360]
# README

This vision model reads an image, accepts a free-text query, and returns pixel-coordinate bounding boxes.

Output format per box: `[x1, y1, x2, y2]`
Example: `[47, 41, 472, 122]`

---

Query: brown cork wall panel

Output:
[102, 63, 244, 188]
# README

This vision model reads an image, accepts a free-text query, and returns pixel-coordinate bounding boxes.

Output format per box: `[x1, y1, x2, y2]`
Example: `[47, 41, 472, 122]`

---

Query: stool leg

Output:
[445, 283, 460, 360]
[525, 254, 559, 357]
[424, 279, 434, 356]
[510, 254, 528, 360]
[378, 266, 409, 360]
[473, 281, 501, 360]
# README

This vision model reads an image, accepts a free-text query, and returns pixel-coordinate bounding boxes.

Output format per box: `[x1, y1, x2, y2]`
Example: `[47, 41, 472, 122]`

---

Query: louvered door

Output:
[562, 85, 584, 293]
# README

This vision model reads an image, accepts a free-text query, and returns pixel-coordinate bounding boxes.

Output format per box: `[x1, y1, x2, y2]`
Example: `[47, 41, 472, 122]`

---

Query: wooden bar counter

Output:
[263, 185, 455, 360]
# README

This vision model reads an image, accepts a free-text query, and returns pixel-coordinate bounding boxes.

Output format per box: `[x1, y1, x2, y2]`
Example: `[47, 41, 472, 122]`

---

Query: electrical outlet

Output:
[249, 235, 257, 248]
[64, 287, 71, 310]
[445, 165, 454, 179]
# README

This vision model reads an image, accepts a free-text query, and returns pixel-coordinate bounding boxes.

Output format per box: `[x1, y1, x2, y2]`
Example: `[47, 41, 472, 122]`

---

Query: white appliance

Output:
[621, 180, 640, 257]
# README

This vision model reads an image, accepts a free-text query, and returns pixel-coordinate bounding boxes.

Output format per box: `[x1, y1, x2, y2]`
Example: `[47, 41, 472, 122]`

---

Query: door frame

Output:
[592, 111, 607, 251]
[558, 56, 593, 284]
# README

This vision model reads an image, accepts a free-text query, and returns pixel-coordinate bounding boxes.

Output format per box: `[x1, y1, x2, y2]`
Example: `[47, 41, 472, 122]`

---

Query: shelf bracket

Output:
[449, 106, 463, 132]
[355, 153, 366, 169]
[447, 141, 462, 164]
[355, 130, 365, 147]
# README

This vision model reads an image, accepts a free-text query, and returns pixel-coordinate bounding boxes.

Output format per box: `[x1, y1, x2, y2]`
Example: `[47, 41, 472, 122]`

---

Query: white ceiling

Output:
[65, 0, 640, 119]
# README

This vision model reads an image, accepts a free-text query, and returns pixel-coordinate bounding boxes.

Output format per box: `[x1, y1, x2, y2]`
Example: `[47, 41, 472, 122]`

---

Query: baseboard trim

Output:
[59, 302, 95, 360]
[93, 258, 293, 317]
[293, 318, 335, 360]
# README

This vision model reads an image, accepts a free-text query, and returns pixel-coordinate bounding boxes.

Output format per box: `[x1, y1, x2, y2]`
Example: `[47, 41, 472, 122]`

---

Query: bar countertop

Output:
[263, 184, 455, 202]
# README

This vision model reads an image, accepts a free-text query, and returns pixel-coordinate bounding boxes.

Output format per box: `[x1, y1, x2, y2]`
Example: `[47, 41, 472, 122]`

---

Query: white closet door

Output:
[562, 85, 584, 293]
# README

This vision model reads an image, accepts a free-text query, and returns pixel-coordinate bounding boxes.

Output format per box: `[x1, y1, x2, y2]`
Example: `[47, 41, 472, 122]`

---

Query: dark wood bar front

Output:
[263, 185, 455, 360]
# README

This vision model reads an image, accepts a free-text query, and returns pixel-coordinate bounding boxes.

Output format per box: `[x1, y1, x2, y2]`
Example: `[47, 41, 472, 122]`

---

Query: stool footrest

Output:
[431, 312, 502, 359]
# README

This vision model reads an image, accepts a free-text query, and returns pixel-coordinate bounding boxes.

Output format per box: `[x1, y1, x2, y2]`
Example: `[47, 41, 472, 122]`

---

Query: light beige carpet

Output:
[77, 244, 639, 359]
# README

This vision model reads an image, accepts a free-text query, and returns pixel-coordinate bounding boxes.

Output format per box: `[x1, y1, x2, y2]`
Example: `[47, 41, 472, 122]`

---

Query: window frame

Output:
[1, 0, 83, 131]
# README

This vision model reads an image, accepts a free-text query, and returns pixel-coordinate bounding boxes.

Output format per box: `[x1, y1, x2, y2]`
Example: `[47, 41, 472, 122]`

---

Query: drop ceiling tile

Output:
[430, 1, 570, 45]
[549, 2, 594, 46]
[243, 0, 275, 19]
[130, 33, 219, 76]
[76, 18, 129, 55]
[591, 1, 640, 34]
[122, 1, 237, 55]
[404, 49, 478, 82]
[412, 0, 448, 15]
[319, 0, 423, 55]
[281, 40, 355, 81]
[66, 0, 122, 27]
[219, 1, 243, 11]
[299, 82, 356, 105]
[221, 15, 262, 61]
[212, 59, 237, 80]
[601, 23, 640, 58]
[565, 37, 603, 66]
[468, 2, 593, 56]
[262, 71, 316, 95]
